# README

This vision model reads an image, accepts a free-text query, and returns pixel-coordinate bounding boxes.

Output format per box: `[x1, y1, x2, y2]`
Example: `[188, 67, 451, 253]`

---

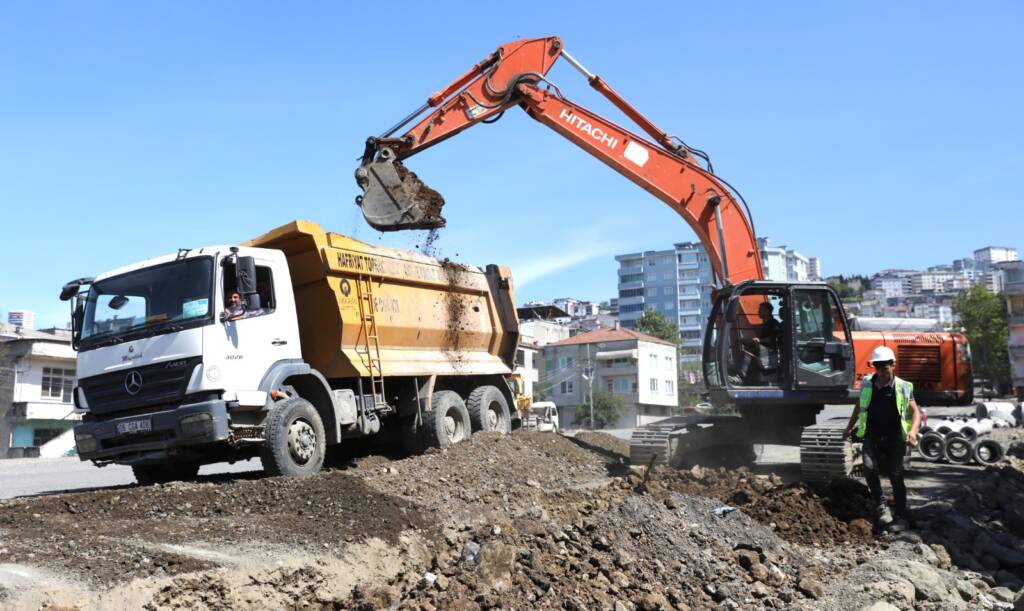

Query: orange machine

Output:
[353, 35, 971, 409]
[353, 36, 972, 478]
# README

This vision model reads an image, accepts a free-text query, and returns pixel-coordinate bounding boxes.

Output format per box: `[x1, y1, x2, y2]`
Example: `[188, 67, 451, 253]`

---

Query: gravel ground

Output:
[0, 427, 1022, 610]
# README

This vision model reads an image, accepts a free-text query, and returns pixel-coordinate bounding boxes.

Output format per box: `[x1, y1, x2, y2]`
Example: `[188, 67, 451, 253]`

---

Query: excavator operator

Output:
[731, 301, 784, 385]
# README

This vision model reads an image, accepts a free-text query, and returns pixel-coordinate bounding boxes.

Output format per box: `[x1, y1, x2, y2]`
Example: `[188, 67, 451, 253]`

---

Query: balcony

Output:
[1009, 313, 1024, 327]
[10, 402, 82, 422]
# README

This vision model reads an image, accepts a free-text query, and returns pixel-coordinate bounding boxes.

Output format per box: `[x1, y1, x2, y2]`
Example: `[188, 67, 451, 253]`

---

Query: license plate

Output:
[116, 418, 152, 435]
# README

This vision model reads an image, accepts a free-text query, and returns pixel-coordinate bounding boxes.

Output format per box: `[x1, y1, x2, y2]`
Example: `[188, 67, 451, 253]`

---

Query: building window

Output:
[620, 303, 644, 313]
[619, 273, 643, 283]
[647, 258, 656, 266]
[632, 381, 639, 392]
[559, 356, 574, 369]
[516, 349, 526, 366]
[545, 356, 554, 370]
[664, 355, 673, 369]
[649, 354, 657, 368]
[665, 380, 674, 395]
[42, 367, 74, 403]
[619, 288, 644, 298]
[33, 427, 65, 447]
[560, 380, 575, 394]
[650, 378, 658, 391]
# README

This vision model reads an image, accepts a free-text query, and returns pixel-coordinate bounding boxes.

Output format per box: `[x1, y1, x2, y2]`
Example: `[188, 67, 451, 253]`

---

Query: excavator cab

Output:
[703, 281, 855, 406]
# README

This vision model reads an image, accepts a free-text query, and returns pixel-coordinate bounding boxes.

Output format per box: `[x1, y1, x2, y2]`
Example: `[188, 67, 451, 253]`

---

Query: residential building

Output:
[616, 242, 714, 356]
[1000, 261, 1024, 397]
[552, 298, 600, 318]
[758, 238, 812, 282]
[0, 325, 80, 458]
[517, 305, 573, 347]
[911, 270, 959, 293]
[974, 246, 1019, 271]
[515, 341, 541, 400]
[808, 257, 822, 281]
[539, 326, 677, 429]
[872, 274, 905, 298]
[870, 274, 913, 299]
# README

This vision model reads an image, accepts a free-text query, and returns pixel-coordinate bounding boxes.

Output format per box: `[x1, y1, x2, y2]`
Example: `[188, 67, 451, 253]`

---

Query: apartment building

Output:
[1000, 260, 1024, 397]
[0, 325, 80, 458]
[539, 327, 677, 429]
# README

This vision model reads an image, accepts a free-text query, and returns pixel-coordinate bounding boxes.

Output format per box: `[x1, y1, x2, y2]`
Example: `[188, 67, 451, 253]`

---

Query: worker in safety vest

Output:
[842, 346, 921, 528]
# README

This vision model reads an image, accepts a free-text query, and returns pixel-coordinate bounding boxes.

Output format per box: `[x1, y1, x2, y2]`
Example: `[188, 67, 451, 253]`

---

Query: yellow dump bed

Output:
[246, 220, 519, 379]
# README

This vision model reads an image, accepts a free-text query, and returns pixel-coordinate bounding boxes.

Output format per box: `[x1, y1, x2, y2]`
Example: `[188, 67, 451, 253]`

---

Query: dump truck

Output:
[60, 220, 521, 484]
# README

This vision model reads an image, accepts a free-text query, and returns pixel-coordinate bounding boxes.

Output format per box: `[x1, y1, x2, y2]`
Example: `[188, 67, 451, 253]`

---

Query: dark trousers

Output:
[862, 434, 907, 516]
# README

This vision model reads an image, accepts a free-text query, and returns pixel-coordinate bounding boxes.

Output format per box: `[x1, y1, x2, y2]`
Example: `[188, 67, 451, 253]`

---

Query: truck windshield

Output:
[79, 257, 215, 350]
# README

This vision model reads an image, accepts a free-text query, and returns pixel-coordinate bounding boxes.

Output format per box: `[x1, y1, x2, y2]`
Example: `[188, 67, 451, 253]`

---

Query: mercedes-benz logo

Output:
[124, 371, 144, 395]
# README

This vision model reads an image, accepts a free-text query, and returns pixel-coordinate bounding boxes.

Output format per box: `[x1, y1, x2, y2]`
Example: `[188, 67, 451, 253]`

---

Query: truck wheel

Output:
[467, 385, 511, 434]
[423, 390, 471, 449]
[261, 397, 326, 477]
[132, 462, 200, 486]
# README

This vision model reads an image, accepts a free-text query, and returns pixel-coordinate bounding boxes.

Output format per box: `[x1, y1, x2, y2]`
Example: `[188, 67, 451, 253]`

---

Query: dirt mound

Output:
[343, 479, 823, 610]
[647, 465, 877, 546]
[0, 471, 431, 587]
[573, 431, 631, 463]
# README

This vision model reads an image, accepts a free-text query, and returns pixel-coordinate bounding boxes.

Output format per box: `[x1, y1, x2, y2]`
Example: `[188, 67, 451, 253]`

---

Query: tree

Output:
[574, 389, 625, 429]
[953, 285, 1011, 389]
[676, 359, 705, 412]
[633, 309, 679, 343]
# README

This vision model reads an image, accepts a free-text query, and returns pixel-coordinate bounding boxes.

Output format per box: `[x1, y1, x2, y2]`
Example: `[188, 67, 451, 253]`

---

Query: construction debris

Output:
[0, 430, 1022, 609]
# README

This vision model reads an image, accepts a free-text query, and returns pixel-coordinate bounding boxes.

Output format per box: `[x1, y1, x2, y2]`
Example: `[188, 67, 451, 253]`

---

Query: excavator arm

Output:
[355, 36, 764, 285]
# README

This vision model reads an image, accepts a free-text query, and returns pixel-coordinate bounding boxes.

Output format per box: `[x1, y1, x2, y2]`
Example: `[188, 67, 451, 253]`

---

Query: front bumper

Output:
[73, 400, 231, 464]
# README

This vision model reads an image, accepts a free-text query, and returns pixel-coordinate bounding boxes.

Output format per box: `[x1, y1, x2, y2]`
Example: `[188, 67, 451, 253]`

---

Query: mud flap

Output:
[354, 152, 446, 231]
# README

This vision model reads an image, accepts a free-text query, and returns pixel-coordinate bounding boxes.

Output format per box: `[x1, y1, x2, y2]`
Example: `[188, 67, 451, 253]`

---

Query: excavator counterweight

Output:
[355, 152, 446, 231]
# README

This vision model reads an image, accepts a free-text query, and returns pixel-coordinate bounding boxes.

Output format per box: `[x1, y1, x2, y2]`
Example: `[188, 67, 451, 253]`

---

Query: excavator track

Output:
[629, 416, 692, 467]
[800, 421, 859, 483]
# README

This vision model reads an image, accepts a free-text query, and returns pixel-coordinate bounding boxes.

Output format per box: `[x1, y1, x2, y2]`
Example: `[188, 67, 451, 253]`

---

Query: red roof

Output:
[547, 327, 676, 347]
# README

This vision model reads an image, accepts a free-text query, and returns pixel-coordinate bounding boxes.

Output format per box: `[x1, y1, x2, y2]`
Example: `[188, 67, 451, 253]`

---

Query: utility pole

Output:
[584, 343, 595, 429]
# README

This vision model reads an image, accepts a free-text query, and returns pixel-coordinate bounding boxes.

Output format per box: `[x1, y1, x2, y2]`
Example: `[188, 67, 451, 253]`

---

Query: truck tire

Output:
[467, 385, 511, 434]
[423, 390, 471, 449]
[261, 397, 326, 477]
[132, 462, 200, 486]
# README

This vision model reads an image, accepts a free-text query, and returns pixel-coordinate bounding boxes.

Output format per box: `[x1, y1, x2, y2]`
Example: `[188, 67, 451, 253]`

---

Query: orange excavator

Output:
[354, 36, 972, 480]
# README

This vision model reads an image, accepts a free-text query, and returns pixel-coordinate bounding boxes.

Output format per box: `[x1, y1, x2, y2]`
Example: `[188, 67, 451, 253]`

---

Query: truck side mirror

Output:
[236, 256, 261, 310]
[72, 301, 85, 350]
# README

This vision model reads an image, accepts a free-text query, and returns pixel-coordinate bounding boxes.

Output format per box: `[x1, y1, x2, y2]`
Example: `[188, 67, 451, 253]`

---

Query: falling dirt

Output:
[438, 257, 472, 372]
[420, 228, 442, 257]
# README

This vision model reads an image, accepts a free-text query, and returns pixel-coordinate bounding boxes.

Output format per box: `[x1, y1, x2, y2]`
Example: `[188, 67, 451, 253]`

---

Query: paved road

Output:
[0, 457, 263, 500]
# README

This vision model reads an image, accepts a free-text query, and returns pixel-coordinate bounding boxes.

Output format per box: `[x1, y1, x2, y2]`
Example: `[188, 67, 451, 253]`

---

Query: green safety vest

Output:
[857, 374, 914, 438]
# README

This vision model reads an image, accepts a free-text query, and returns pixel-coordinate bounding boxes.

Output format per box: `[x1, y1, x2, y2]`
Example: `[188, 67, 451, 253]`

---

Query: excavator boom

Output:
[355, 36, 764, 285]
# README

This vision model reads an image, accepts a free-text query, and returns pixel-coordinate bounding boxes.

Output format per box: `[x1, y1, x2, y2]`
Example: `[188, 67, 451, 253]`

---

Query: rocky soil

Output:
[0, 428, 1023, 610]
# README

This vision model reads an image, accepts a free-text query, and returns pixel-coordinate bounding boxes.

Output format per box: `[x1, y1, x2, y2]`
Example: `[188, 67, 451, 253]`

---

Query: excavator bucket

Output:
[354, 157, 446, 231]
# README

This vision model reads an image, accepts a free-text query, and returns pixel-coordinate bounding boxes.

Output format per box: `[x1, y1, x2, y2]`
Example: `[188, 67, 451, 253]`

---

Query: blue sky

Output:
[2, 1, 1022, 328]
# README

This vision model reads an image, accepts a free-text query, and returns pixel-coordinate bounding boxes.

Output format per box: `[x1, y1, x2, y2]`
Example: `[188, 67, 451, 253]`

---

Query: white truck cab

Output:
[63, 246, 318, 482]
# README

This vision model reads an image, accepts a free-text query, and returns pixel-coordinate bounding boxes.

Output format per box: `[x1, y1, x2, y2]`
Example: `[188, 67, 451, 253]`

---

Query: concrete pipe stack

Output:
[917, 412, 1014, 466]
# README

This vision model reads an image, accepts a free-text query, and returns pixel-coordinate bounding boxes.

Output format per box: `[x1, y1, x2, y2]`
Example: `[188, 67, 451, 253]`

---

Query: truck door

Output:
[216, 256, 301, 394]
[788, 287, 854, 390]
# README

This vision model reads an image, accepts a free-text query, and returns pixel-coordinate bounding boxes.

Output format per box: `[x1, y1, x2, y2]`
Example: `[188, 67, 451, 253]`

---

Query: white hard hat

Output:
[869, 346, 896, 364]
